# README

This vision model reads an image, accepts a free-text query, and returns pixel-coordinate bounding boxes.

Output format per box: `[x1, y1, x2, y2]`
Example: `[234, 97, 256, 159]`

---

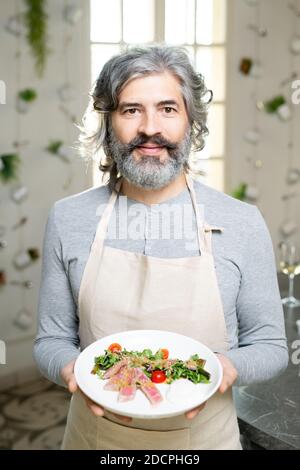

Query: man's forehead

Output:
[118, 72, 184, 106]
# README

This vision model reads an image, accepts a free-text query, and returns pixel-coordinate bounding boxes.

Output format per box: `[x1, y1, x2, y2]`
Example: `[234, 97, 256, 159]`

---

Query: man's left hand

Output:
[185, 353, 238, 420]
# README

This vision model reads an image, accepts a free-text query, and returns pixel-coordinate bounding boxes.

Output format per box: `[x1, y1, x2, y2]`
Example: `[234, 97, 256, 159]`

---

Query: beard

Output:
[106, 122, 192, 190]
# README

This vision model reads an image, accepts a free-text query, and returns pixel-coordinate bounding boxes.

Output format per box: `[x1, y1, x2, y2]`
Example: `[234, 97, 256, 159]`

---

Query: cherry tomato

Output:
[108, 343, 122, 353]
[160, 348, 169, 359]
[151, 370, 166, 383]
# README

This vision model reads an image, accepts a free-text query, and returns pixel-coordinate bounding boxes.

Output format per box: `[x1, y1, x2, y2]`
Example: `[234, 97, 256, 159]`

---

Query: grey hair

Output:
[78, 45, 213, 190]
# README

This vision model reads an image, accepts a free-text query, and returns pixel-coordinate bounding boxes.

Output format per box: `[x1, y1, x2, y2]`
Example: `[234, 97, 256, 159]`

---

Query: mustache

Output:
[125, 134, 178, 152]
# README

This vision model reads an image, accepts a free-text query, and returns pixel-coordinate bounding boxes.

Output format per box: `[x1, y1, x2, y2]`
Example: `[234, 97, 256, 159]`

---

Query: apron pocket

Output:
[97, 416, 190, 450]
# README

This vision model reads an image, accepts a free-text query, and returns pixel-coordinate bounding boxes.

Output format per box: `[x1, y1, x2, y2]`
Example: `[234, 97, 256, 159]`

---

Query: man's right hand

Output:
[61, 358, 132, 423]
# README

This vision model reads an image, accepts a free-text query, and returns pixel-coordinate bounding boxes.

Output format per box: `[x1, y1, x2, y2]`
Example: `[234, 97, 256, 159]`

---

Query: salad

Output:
[91, 343, 211, 405]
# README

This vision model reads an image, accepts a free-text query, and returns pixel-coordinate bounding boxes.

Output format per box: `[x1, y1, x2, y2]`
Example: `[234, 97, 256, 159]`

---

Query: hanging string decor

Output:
[0, 270, 7, 287]
[1, 0, 35, 334]
[23, 0, 50, 77]
[63, 2, 83, 25]
[259, 95, 292, 121]
[45, 140, 71, 163]
[0, 153, 21, 182]
[232, 0, 266, 204]
[279, 0, 300, 240]
[16, 87, 38, 113]
[13, 248, 40, 270]
[11, 185, 29, 203]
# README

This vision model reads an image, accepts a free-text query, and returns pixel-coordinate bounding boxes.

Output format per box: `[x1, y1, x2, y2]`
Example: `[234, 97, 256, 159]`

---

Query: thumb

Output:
[67, 373, 78, 394]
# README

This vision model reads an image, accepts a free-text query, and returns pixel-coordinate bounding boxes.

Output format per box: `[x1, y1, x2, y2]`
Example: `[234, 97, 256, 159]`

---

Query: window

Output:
[90, 0, 227, 191]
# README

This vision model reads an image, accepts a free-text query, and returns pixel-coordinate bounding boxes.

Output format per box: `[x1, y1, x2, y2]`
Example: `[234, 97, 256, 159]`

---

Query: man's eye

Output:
[124, 108, 138, 114]
[164, 107, 176, 113]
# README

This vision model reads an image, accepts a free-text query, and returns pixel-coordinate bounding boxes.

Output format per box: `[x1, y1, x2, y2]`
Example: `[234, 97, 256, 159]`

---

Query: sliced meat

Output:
[104, 366, 134, 392]
[103, 358, 129, 379]
[118, 383, 137, 402]
[103, 370, 124, 391]
[133, 368, 163, 405]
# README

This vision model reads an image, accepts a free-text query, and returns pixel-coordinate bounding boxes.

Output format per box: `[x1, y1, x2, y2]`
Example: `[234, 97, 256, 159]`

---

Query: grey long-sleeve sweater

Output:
[33, 179, 289, 387]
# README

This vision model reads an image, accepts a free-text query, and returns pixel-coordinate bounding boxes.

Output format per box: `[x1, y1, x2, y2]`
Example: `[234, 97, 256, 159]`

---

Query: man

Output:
[34, 45, 288, 450]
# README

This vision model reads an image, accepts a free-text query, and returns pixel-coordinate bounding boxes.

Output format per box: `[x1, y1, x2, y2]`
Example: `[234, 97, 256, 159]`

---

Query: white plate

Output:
[74, 330, 223, 419]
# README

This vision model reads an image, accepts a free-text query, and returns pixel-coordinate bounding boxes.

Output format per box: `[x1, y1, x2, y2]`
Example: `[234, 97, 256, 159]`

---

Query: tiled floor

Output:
[0, 378, 70, 450]
[0, 378, 252, 450]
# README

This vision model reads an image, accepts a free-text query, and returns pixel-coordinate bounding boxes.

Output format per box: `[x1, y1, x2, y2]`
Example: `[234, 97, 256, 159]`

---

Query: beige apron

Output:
[61, 172, 242, 450]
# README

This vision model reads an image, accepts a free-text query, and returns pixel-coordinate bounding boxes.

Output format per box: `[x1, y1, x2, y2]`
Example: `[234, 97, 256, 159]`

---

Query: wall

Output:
[0, 0, 92, 386]
[226, 0, 300, 258]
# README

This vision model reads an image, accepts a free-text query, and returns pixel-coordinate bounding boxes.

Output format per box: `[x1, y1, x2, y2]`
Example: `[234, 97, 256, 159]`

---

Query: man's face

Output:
[108, 71, 191, 190]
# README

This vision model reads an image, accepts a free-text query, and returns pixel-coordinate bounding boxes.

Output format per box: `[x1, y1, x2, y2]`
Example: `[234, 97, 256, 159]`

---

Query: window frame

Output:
[89, 0, 228, 191]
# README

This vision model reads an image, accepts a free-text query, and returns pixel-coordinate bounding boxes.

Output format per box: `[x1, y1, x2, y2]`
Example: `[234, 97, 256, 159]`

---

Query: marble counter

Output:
[233, 274, 300, 450]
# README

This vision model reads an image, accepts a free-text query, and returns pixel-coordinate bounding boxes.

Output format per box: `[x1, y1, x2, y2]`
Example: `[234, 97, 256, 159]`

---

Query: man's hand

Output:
[184, 353, 238, 420]
[60, 359, 132, 423]
[216, 353, 238, 393]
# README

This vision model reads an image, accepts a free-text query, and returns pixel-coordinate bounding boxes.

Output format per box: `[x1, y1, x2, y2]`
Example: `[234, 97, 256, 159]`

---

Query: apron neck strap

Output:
[184, 172, 207, 254]
[94, 172, 219, 254]
[94, 177, 122, 244]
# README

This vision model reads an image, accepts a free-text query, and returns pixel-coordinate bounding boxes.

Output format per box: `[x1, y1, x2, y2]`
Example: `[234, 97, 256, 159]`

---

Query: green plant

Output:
[45, 140, 63, 154]
[23, 0, 49, 77]
[264, 95, 286, 113]
[18, 88, 38, 102]
[231, 183, 247, 201]
[0, 154, 21, 183]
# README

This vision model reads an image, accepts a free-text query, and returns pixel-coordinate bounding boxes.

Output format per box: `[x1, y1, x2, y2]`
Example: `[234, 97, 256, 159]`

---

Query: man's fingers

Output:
[185, 402, 206, 420]
[219, 371, 237, 394]
[112, 413, 132, 423]
[219, 380, 229, 394]
[85, 396, 105, 417]
[67, 375, 78, 394]
[77, 387, 132, 421]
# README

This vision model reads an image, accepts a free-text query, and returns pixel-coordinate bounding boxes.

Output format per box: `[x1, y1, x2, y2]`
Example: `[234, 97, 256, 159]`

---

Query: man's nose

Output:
[137, 111, 162, 136]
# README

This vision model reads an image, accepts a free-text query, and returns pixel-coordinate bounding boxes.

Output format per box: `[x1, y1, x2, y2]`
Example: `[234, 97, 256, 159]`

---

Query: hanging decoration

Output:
[16, 88, 38, 113]
[63, 2, 83, 25]
[233, 0, 265, 204]
[11, 185, 29, 203]
[279, 0, 300, 240]
[280, 220, 298, 237]
[1, 0, 36, 332]
[239, 57, 263, 78]
[13, 308, 33, 330]
[12, 216, 28, 230]
[45, 140, 71, 163]
[0, 153, 21, 182]
[0, 239, 8, 249]
[287, 168, 300, 184]
[23, 0, 49, 77]
[57, 83, 75, 102]
[290, 35, 300, 54]
[230, 182, 260, 202]
[5, 13, 26, 36]
[258, 95, 292, 121]
[13, 248, 40, 270]
[9, 280, 33, 289]
[0, 270, 7, 287]
[243, 128, 261, 145]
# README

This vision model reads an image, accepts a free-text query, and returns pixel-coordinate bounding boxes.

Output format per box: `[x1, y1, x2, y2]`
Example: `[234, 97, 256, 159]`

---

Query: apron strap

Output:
[185, 173, 224, 254]
[94, 173, 223, 255]
[204, 223, 224, 254]
[94, 177, 123, 245]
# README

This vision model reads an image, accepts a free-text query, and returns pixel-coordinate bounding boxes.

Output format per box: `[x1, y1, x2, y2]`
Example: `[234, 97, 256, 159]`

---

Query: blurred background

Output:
[0, 0, 299, 450]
